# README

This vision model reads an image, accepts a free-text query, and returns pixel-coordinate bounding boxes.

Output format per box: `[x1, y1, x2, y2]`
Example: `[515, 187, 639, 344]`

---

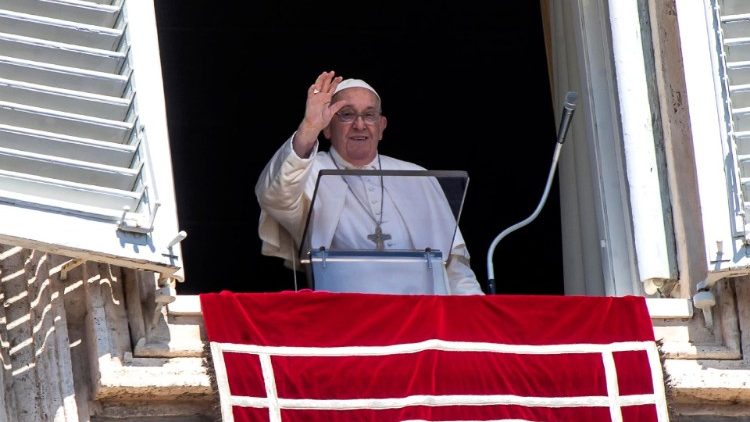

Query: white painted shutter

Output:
[719, 0, 750, 235]
[0, 0, 184, 278]
[673, 0, 750, 285]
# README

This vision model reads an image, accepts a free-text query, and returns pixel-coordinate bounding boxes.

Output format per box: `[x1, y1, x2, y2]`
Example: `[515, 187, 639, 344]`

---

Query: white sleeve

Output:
[445, 243, 485, 295]
[255, 134, 319, 260]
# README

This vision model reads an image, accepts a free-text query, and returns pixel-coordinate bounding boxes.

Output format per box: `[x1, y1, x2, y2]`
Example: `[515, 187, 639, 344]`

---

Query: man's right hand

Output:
[292, 71, 345, 158]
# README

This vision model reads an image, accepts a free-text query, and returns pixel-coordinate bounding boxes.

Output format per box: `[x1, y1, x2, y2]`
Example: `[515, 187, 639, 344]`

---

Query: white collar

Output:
[329, 148, 379, 170]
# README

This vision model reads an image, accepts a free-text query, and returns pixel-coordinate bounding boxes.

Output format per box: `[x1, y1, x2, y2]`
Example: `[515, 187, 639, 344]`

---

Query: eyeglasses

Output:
[335, 108, 381, 124]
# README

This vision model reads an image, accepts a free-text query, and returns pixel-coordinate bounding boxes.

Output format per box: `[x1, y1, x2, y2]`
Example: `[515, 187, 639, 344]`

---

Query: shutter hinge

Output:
[117, 202, 160, 234]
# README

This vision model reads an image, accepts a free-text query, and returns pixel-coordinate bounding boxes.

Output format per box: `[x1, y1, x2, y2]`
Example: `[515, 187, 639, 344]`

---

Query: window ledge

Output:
[646, 298, 693, 319]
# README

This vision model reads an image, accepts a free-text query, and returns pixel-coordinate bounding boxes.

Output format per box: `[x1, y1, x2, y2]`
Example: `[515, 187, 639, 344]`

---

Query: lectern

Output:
[299, 169, 468, 295]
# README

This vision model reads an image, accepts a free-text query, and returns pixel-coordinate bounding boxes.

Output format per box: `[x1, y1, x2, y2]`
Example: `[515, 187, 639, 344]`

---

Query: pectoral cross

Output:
[367, 225, 392, 250]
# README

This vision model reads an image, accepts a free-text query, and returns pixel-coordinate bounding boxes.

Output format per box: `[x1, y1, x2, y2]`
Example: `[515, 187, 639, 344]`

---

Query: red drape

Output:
[201, 291, 668, 422]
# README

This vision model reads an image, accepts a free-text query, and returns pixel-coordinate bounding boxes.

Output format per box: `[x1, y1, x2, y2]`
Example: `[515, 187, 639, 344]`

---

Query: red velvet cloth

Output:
[201, 291, 667, 422]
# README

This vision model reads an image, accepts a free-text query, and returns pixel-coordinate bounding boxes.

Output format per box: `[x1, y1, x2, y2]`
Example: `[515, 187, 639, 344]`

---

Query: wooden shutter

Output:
[717, 0, 750, 239]
[0, 0, 184, 277]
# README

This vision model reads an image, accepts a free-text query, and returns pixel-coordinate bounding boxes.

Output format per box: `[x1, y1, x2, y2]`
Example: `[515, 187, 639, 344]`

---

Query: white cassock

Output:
[255, 135, 484, 295]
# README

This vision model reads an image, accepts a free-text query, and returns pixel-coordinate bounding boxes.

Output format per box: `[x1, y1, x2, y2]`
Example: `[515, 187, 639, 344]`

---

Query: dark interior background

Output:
[153, 1, 563, 295]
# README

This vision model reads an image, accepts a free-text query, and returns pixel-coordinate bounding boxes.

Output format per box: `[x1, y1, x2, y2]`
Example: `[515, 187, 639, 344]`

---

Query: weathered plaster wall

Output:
[0, 245, 215, 421]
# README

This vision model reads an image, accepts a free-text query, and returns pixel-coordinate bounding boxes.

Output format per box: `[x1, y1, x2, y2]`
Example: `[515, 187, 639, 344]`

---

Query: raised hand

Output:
[293, 71, 344, 157]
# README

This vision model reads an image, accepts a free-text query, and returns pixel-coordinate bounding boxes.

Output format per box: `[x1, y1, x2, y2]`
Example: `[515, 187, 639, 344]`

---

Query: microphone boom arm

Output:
[486, 143, 564, 294]
[486, 91, 577, 294]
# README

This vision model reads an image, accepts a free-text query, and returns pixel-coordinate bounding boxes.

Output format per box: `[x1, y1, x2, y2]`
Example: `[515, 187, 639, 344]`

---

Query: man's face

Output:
[324, 87, 387, 166]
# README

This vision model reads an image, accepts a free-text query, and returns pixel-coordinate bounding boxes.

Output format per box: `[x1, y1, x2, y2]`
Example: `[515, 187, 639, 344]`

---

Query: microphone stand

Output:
[486, 92, 577, 294]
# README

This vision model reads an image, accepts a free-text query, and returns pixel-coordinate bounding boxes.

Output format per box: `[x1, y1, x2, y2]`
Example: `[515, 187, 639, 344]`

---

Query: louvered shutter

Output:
[719, 0, 750, 235]
[0, 0, 184, 278]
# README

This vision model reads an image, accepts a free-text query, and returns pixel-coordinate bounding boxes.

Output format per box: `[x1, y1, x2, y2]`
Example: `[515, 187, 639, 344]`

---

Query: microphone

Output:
[486, 90, 578, 294]
[556, 91, 577, 144]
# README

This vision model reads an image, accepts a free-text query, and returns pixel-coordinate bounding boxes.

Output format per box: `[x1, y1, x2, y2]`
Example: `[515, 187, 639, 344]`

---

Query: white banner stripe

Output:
[210, 342, 235, 422]
[601, 351, 623, 422]
[215, 339, 655, 357]
[645, 342, 670, 422]
[229, 393, 658, 410]
[259, 353, 281, 422]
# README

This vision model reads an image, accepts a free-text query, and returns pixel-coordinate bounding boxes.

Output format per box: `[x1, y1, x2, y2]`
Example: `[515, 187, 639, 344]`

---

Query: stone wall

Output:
[0, 245, 214, 421]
